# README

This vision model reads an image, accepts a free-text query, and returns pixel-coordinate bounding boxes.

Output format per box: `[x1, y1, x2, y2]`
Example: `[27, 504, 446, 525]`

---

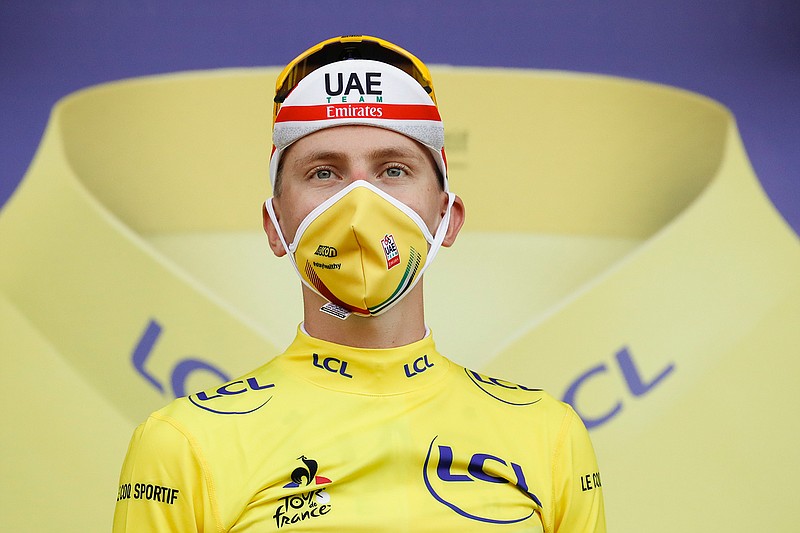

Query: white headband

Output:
[270, 59, 448, 191]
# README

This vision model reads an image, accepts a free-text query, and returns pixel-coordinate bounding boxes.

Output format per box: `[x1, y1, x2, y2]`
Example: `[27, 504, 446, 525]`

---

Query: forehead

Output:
[283, 125, 434, 169]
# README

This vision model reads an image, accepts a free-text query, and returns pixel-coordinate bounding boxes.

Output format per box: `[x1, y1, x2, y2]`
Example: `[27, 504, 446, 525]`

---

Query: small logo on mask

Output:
[314, 245, 338, 258]
[381, 234, 400, 269]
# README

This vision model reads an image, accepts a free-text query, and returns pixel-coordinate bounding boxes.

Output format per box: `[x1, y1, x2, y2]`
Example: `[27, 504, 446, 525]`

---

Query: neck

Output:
[300, 285, 427, 348]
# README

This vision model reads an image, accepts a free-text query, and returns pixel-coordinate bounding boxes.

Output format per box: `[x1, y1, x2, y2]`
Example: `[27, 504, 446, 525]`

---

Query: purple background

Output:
[2, 1, 798, 233]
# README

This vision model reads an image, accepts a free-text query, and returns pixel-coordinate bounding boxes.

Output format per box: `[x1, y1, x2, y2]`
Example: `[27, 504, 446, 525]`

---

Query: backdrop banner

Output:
[1, 67, 798, 532]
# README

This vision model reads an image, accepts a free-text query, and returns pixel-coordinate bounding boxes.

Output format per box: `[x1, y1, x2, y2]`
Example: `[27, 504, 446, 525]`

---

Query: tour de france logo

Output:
[273, 456, 333, 528]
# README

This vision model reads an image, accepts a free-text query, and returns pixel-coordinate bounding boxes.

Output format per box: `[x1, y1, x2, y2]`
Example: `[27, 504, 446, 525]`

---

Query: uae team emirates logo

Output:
[273, 456, 333, 528]
[381, 234, 400, 269]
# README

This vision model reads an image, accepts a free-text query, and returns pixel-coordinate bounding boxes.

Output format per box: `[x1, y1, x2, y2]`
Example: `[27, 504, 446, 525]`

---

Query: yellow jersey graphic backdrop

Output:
[1, 67, 798, 531]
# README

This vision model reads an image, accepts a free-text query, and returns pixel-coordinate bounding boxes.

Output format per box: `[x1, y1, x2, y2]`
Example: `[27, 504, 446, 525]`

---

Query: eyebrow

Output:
[293, 150, 347, 168]
[366, 147, 426, 163]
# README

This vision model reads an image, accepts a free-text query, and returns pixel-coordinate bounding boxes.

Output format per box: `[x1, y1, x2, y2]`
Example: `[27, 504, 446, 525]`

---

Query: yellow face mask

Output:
[266, 181, 455, 318]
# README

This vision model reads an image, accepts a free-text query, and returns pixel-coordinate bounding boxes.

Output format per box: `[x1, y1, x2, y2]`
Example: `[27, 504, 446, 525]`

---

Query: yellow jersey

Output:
[113, 328, 605, 532]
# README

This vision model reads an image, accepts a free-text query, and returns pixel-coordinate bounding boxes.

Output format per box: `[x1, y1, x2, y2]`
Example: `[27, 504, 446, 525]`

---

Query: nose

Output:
[346, 167, 372, 184]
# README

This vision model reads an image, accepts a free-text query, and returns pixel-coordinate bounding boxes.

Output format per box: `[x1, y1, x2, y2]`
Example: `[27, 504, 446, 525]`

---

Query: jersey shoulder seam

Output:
[548, 403, 575, 532]
[150, 410, 228, 533]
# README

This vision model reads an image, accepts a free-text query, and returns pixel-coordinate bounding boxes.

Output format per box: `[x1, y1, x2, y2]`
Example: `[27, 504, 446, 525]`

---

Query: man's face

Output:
[271, 125, 448, 247]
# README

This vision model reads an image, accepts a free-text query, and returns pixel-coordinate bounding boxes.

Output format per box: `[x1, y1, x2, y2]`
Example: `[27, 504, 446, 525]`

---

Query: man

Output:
[113, 35, 606, 531]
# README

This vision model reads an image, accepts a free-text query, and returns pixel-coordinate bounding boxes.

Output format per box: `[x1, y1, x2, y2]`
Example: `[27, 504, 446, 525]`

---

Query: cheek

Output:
[410, 196, 446, 234]
[274, 198, 317, 244]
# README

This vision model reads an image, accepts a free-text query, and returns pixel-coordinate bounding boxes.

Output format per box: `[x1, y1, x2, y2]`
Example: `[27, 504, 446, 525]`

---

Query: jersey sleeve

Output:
[551, 406, 606, 533]
[113, 414, 219, 532]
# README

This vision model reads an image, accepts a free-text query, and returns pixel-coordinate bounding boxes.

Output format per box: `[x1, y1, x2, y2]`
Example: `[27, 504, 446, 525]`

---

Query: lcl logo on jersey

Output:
[423, 436, 542, 525]
[404, 354, 434, 378]
[188, 376, 274, 415]
[312, 353, 354, 378]
[465, 369, 542, 406]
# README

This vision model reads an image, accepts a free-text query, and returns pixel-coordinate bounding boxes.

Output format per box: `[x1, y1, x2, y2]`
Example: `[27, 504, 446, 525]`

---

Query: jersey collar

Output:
[276, 327, 450, 395]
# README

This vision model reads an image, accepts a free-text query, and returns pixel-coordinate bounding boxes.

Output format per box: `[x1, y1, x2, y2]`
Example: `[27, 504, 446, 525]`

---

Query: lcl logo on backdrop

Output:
[562, 346, 674, 429]
[423, 436, 541, 525]
[188, 376, 275, 415]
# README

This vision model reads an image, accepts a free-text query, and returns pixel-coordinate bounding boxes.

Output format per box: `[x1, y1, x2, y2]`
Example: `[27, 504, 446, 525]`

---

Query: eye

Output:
[383, 165, 408, 178]
[314, 168, 333, 180]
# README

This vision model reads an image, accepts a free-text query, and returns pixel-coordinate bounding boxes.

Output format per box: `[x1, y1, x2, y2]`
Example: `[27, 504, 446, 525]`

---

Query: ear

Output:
[442, 194, 465, 248]
[262, 202, 287, 257]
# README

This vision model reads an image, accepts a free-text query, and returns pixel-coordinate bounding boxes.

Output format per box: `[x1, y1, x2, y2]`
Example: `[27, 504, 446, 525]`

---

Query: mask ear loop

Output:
[423, 192, 456, 265]
[265, 198, 312, 293]
[264, 198, 290, 254]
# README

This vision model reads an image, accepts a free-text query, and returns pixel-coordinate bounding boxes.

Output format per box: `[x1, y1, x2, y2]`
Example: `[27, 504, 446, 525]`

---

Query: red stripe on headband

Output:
[276, 103, 441, 123]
